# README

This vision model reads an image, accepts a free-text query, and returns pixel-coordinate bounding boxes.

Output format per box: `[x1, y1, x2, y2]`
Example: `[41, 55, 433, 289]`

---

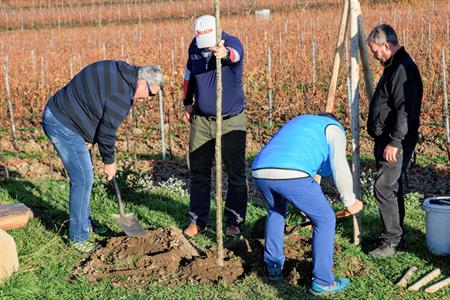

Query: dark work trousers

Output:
[188, 111, 248, 228]
[374, 138, 416, 245]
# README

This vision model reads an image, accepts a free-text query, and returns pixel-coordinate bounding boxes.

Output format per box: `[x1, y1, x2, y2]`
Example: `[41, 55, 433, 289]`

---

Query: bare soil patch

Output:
[73, 227, 244, 287]
[73, 226, 369, 288]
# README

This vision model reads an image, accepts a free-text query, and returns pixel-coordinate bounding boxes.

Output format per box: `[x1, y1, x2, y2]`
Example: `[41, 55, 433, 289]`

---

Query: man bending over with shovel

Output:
[42, 61, 163, 253]
[252, 113, 363, 296]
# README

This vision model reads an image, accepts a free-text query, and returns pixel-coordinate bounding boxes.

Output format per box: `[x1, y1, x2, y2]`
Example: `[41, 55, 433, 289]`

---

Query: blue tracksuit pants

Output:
[253, 177, 336, 286]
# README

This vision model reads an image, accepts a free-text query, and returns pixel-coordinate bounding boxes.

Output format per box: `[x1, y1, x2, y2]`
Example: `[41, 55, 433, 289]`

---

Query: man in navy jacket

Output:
[43, 61, 163, 253]
[183, 15, 247, 237]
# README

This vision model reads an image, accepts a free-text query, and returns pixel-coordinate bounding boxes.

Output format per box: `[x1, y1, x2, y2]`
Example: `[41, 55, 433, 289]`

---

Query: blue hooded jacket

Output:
[252, 115, 344, 177]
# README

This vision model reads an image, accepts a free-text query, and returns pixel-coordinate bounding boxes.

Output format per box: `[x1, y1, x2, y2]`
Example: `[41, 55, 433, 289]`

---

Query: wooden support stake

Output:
[408, 268, 441, 291]
[425, 277, 450, 293]
[268, 47, 273, 128]
[158, 89, 166, 160]
[396, 266, 418, 288]
[349, 0, 362, 245]
[442, 48, 449, 147]
[214, 0, 224, 267]
[2, 55, 19, 153]
[326, 0, 349, 112]
[355, 0, 374, 100]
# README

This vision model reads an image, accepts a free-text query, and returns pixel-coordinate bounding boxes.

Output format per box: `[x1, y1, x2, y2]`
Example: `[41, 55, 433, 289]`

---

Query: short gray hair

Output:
[368, 24, 399, 46]
[138, 66, 164, 88]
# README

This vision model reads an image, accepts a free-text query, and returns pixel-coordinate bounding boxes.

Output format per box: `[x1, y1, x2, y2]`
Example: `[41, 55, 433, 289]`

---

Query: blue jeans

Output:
[253, 177, 336, 286]
[42, 107, 93, 243]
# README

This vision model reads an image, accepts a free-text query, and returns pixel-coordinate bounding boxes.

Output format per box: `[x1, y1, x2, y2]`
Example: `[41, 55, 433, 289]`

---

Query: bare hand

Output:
[208, 40, 228, 60]
[383, 145, 399, 163]
[184, 105, 193, 123]
[86, 142, 94, 150]
[346, 199, 363, 215]
[104, 162, 116, 180]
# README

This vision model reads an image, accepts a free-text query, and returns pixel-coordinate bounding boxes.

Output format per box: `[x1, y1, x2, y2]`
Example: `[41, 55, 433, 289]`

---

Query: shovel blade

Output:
[112, 213, 147, 237]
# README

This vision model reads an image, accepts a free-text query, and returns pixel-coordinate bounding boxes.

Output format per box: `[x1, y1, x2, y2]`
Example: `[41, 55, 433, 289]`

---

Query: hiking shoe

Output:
[309, 278, 350, 296]
[225, 225, 241, 237]
[183, 224, 202, 237]
[267, 264, 283, 281]
[88, 226, 109, 241]
[369, 242, 399, 258]
[71, 240, 101, 254]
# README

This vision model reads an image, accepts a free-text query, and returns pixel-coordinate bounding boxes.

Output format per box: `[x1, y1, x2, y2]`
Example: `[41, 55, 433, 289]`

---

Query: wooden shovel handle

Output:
[286, 209, 351, 235]
[112, 177, 125, 217]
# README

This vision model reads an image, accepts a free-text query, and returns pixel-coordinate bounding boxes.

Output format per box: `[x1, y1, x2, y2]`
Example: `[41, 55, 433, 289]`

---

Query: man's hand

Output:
[184, 104, 193, 123]
[209, 40, 228, 60]
[104, 162, 116, 180]
[86, 142, 94, 150]
[383, 144, 399, 163]
[346, 199, 363, 215]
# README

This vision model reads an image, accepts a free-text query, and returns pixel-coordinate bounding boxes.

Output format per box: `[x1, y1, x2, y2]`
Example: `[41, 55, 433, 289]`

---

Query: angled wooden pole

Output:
[355, 0, 374, 100]
[315, 0, 350, 185]
[349, 0, 362, 245]
[326, 0, 349, 113]
[214, 0, 224, 267]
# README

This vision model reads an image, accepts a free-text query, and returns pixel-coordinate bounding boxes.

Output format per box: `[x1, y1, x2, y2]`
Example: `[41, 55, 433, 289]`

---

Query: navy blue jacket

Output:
[46, 60, 137, 164]
[183, 31, 244, 117]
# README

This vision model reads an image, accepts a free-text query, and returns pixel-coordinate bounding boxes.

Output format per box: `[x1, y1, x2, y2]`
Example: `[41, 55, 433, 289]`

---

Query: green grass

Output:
[0, 150, 44, 161]
[0, 174, 449, 299]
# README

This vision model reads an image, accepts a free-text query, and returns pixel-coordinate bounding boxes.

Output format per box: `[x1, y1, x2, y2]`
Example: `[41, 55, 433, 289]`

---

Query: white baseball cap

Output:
[194, 15, 216, 48]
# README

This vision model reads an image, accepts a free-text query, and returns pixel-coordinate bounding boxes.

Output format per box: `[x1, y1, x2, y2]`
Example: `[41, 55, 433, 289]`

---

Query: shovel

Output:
[111, 177, 147, 237]
[285, 209, 352, 236]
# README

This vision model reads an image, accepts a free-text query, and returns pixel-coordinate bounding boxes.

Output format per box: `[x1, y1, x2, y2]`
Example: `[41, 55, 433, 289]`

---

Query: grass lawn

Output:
[0, 170, 449, 299]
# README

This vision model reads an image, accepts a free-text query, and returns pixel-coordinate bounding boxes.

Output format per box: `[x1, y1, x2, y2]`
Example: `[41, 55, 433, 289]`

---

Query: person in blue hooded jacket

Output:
[252, 113, 363, 296]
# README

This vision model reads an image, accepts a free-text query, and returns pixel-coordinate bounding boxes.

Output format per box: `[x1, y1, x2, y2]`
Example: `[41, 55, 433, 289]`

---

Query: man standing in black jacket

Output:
[366, 24, 423, 257]
[43, 61, 163, 253]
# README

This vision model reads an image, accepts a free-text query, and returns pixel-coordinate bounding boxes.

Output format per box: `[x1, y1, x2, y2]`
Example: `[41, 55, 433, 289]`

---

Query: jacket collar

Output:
[382, 46, 406, 68]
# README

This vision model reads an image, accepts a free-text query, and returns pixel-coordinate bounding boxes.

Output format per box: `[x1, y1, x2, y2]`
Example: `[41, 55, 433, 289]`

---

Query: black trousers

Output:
[188, 113, 248, 228]
[374, 138, 416, 244]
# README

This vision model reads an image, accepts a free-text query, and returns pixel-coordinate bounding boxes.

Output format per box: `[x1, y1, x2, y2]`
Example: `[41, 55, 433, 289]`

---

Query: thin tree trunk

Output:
[349, 0, 362, 245]
[214, 0, 224, 267]
[326, 0, 349, 113]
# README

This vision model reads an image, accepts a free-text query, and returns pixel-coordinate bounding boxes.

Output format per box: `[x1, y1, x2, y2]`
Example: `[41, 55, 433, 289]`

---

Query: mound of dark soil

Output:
[73, 227, 369, 288]
[73, 227, 244, 287]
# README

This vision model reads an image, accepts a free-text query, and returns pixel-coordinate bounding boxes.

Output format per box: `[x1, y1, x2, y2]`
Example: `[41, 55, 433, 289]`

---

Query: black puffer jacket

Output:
[367, 47, 423, 147]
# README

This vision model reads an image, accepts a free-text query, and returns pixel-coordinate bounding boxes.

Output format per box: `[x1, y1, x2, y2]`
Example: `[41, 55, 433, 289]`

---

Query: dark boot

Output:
[369, 241, 403, 258]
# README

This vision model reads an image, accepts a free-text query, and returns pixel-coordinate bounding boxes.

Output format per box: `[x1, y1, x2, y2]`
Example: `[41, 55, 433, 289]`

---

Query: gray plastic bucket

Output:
[422, 197, 450, 256]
